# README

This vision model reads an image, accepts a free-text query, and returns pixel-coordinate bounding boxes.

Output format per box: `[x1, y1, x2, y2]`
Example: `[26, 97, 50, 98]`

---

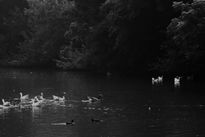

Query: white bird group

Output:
[174, 76, 181, 87]
[1, 92, 66, 109]
[152, 76, 163, 85]
[81, 94, 103, 103]
[0, 99, 12, 109]
[152, 76, 182, 87]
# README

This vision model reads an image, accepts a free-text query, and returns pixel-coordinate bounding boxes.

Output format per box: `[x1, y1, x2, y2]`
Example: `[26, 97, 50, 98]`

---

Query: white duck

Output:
[81, 96, 101, 103]
[53, 95, 59, 100]
[53, 95, 65, 102]
[81, 96, 92, 103]
[174, 76, 181, 87]
[31, 98, 41, 107]
[152, 77, 159, 85]
[58, 96, 65, 102]
[158, 76, 163, 83]
[2, 99, 11, 106]
[0, 104, 9, 109]
[89, 94, 103, 102]
[20, 92, 29, 101]
[38, 92, 45, 100]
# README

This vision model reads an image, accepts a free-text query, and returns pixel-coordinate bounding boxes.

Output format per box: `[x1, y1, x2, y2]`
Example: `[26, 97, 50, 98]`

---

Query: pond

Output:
[0, 68, 205, 137]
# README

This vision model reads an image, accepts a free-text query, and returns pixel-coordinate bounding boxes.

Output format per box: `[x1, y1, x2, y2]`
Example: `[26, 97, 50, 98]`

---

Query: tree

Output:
[88, 0, 173, 72]
[20, 0, 76, 66]
[55, 21, 91, 69]
[0, 0, 28, 60]
[156, 0, 205, 76]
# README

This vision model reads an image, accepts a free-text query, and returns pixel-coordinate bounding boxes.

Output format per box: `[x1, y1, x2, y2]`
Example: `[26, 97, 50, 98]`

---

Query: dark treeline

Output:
[1, 0, 205, 77]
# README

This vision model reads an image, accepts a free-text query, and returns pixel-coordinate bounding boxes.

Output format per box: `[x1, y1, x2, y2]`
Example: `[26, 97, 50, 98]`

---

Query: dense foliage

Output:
[0, 0, 204, 76]
[91, 0, 172, 72]
[0, 0, 28, 61]
[156, 0, 205, 76]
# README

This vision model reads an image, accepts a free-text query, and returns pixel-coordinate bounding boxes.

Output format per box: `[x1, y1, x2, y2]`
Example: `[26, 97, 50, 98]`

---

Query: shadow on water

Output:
[0, 68, 205, 137]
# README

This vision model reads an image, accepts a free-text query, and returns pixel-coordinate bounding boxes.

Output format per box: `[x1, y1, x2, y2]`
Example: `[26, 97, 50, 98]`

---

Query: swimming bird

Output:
[53, 95, 59, 100]
[82, 94, 102, 103]
[31, 98, 41, 107]
[66, 120, 75, 126]
[52, 95, 65, 102]
[2, 99, 11, 106]
[58, 96, 65, 102]
[90, 96, 101, 102]
[0, 99, 16, 109]
[81, 97, 92, 103]
[174, 76, 181, 87]
[0, 104, 9, 109]
[152, 76, 163, 85]
[51, 120, 75, 126]
[91, 118, 103, 123]
[158, 76, 163, 83]
[20, 92, 29, 101]
[152, 77, 159, 85]
[38, 92, 45, 100]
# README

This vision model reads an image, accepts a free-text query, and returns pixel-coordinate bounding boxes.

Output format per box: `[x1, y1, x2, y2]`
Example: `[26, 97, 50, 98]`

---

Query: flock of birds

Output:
[0, 92, 105, 126]
[1, 76, 184, 110]
[0, 75, 189, 126]
[0, 92, 103, 110]
[152, 76, 181, 87]
[0, 92, 66, 109]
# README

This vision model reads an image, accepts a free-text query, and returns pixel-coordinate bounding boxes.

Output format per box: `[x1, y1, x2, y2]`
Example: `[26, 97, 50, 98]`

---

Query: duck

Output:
[82, 94, 103, 103]
[31, 97, 41, 107]
[66, 120, 75, 126]
[174, 76, 181, 87]
[152, 77, 159, 85]
[90, 95, 102, 102]
[53, 95, 59, 100]
[20, 92, 29, 101]
[40, 92, 44, 100]
[158, 76, 163, 83]
[51, 120, 75, 126]
[0, 99, 14, 109]
[38, 92, 45, 101]
[2, 99, 11, 106]
[0, 104, 9, 109]
[81, 97, 92, 103]
[58, 96, 65, 102]
[91, 118, 103, 123]
[52, 95, 65, 102]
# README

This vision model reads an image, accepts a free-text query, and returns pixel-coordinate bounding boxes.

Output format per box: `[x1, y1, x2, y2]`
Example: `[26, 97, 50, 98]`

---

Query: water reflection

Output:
[32, 107, 42, 120]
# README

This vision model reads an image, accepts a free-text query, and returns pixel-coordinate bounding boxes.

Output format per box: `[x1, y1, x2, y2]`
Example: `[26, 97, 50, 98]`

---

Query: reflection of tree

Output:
[156, 1, 205, 75]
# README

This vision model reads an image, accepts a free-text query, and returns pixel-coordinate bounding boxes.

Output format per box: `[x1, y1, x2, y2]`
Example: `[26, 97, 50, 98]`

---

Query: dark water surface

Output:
[0, 68, 205, 137]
